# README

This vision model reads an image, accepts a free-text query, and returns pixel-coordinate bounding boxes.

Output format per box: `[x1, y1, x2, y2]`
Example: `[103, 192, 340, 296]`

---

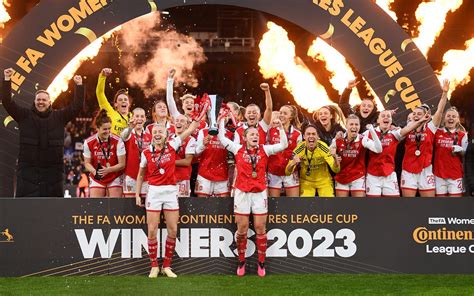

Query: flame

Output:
[308, 38, 361, 106]
[258, 22, 330, 112]
[439, 38, 474, 96]
[0, 0, 11, 24]
[47, 27, 121, 101]
[375, 0, 397, 21]
[414, 0, 463, 57]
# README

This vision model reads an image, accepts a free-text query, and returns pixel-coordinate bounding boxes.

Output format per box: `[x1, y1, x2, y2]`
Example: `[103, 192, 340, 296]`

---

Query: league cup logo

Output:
[207, 94, 224, 136]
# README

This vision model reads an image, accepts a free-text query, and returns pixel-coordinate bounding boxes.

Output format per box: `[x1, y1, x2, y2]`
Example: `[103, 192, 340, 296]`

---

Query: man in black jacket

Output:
[2, 68, 84, 197]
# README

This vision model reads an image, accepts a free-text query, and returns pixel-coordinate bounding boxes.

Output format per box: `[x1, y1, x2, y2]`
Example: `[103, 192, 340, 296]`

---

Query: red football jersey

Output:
[403, 121, 436, 174]
[140, 137, 181, 186]
[175, 136, 196, 181]
[434, 128, 468, 179]
[267, 126, 302, 176]
[124, 129, 152, 180]
[334, 135, 367, 184]
[234, 144, 269, 193]
[84, 133, 126, 185]
[196, 128, 233, 181]
[366, 128, 401, 177]
[233, 120, 269, 146]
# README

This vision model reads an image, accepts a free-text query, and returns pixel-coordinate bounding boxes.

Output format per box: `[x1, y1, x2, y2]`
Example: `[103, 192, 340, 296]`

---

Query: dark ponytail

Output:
[93, 109, 111, 129]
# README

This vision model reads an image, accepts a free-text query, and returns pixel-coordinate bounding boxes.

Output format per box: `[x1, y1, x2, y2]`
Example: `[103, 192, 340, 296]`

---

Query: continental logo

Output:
[413, 227, 474, 244]
[0, 228, 14, 242]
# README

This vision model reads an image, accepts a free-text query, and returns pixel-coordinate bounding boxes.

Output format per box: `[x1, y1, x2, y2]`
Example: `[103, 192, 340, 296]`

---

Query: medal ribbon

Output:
[134, 130, 144, 160]
[414, 126, 424, 154]
[98, 136, 111, 166]
[305, 146, 315, 176]
[152, 144, 167, 173]
[246, 146, 259, 176]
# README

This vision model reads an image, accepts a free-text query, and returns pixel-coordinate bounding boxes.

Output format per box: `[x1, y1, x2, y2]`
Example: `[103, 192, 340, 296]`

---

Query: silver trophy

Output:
[208, 94, 224, 136]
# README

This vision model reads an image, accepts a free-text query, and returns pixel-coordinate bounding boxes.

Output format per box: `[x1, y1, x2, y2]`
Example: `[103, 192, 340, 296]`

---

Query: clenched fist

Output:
[4, 68, 14, 80]
[101, 68, 112, 76]
[260, 83, 270, 92]
[169, 69, 176, 79]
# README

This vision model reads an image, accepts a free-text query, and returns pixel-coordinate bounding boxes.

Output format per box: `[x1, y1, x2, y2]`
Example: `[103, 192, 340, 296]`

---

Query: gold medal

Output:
[252, 171, 257, 178]
[106, 162, 111, 168]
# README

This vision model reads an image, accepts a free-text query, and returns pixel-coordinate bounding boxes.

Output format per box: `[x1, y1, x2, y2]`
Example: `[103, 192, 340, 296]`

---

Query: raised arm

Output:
[218, 119, 241, 154]
[339, 79, 359, 117]
[362, 124, 382, 153]
[263, 126, 288, 156]
[195, 129, 208, 155]
[59, 75, 85, 123]
[178, 120, 200, 142]
[2, 68, 28, 122]
[400, 114, 430, 138]
[432, 79, 450, 128]
[166, 69, 182, 119]
[260, 83, 273, 126]
[96, 68, 115, 114]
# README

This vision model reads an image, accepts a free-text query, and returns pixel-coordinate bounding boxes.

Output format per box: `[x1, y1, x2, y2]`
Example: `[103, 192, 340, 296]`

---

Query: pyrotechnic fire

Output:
[308, 38, 361, 106]
[0, 0, 11, 25]
[375, 0, 397, 21]
[414, 0, 463, 57]
[439, 38, 474, 96]
[258, 22, 331, 112]
[47, 27, 121, 101]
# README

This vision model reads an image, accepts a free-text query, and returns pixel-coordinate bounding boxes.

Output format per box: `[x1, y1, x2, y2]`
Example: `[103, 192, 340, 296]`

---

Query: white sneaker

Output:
[161, 267, 177, 278]
[148, 267, 159, 278]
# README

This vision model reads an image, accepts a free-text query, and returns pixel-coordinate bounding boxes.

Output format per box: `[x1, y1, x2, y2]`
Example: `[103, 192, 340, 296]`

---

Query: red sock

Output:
[163, 236, 176, 268]
[148, 237, 158, 265]
[256, 233, 267, 263]
[236, 232, 247, 262]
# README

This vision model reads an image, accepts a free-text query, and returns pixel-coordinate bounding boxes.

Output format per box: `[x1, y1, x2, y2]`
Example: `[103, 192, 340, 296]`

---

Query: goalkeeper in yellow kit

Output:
[96, 68, 131, 136]
[286, 124, 340, 197]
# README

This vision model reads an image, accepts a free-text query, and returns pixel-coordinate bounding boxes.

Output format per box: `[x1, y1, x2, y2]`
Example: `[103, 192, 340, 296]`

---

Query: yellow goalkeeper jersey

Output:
[96, 74, 130, 136]
[286, 140, 340, 185]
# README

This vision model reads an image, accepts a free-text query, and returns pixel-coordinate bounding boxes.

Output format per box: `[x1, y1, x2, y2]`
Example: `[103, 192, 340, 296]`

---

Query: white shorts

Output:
[401, 166, 435, 192]
[435, 176, 463, 196]
[90, 175, 123, 190]
[195, 175, 229, 196]
[366, 172, 400, 197]
[177, 180, 190, 197]
[123, 175, 148, 197]
[233, 188, 267, 216]
[335, 176, 366, 193]
[267, 172, 299, 190]
[146, 185, 179, 212]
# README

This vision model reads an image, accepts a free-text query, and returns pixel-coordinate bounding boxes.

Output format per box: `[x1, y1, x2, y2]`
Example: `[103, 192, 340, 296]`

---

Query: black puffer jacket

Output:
[314, 121, 345, 147]
[339, 87, 379, 134]
[1, 80, 84, 197]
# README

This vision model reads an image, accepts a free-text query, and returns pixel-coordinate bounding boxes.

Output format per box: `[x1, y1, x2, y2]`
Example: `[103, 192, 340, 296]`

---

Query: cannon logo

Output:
[0, 228, 14, 242]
